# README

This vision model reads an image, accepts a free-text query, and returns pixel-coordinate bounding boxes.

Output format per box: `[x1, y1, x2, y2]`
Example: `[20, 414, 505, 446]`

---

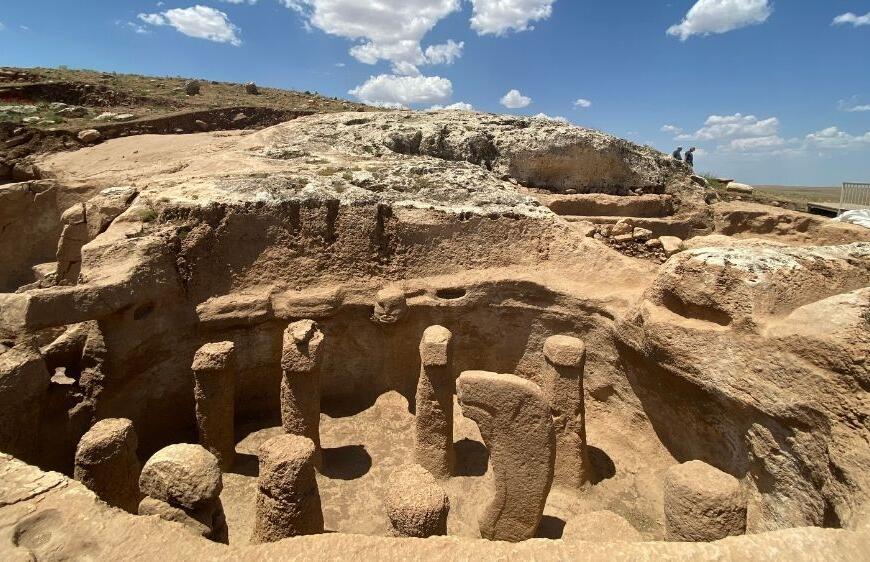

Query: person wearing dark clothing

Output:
[685, 147, 695, 167]
[672, 147, 683, 161]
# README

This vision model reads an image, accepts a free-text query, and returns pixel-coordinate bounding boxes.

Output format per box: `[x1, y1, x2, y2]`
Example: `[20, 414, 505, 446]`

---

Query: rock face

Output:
[73, 418, 141, 513]
[384, 464, 450, 538]
[616, 242, 870, 531]
[138, 444, 227, 542]
[280, 320, 325, 466]
[664, 460, 747, 542]
[457, 370, 555, 542]
[192, 341, 236, 471]
[542, 335, 590, 488]
[251, 434, 324, 543]
[0, 345, 50, 461]
[414, 325, 455, 479]
[0, 181, 60, 292]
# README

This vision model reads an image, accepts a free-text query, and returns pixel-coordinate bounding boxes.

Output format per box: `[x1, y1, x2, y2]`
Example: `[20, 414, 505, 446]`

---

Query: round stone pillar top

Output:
[543, 335, 586, 367]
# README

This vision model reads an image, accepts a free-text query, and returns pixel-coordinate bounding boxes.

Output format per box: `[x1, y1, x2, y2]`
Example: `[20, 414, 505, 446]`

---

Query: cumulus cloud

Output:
[469, 0, 556, 36]
[500, 89, 532, 109]
[832, 13, 870, 27]
[424, 40, 464, 65]
[283, 0, 462, 73]
[573, 98, 592, 109]
[138, 5, 242, 46]
[533, 113, 569, 123]
[678, 113, 779, 141]
[220, 0, 258, 4]
[428, 101, 475, 111]
[805, 127, 870, 149]
[667, 0, 772, 41]
[349, 74, 453, 107]
[661, 124, 683, 135]
[722, 135, 786, 152]
[846, 105, 870, 113]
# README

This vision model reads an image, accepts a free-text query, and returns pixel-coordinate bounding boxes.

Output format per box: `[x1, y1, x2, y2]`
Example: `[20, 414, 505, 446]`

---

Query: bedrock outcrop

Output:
[615, 241, 870, 532]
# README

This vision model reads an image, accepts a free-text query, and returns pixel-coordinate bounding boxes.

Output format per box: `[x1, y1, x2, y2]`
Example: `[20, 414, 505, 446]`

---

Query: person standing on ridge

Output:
[685, 147, 695, 168]
[672, 146, 683, 161]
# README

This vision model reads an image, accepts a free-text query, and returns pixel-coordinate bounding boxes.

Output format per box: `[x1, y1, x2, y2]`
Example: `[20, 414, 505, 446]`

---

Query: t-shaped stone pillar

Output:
[542, 335, 590, 488]
[280, 320, 325, 468]
[74, 418, 142, 513]
[457, 370, 555, 542]
[192, 341, 236, 471]
[414, 325, 454, 479]
[251, 434, 324, 543]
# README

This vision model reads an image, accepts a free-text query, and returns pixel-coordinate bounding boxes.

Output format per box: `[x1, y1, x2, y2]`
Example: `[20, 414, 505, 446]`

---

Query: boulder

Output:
[139, 444, 222, 509]
[185, 81, 200, 96]
[726, 182, 754, 195]
[384, 464, 450, 537]
[664, 460, 746, 542]
[659, 235, 684, 257]
[77, 129, 101, 143]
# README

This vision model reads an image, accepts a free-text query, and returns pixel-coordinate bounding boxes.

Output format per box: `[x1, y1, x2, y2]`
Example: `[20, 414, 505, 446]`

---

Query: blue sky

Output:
[1, 1, 869, 186]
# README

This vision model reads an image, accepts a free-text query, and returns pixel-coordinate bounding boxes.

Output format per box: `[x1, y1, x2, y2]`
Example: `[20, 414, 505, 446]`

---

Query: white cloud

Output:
[429, 101, 475, 111]
[679, 113, 779, 141]
[125, 21, 151, 34]
[805, 127, 870, 149]
[533, 113, 569, 123]
[138, 13, 167, 26]
[573, 98, 592, 109]
[138, 5, 242, 46]
[500, 89, 532, 109]
[469, 0, 555, 36]
[667, 0, 772, 41]
[283, 0, 462, 71]
[424, 40, 464, 65]
[219, 0, 258, 4]
[349, 74, 452, 106]
[833, 13, 870, 27]
[846, 105, 870, 113]
[722, 135, 786, 152]
[661, 124, 683, 135]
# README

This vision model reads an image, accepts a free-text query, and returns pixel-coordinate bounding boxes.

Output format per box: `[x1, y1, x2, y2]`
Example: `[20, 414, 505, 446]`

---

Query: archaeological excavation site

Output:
[1, 108, 869, 560]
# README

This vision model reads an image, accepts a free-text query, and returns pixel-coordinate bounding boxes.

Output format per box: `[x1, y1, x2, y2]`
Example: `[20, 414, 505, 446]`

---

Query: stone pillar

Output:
[192, 341, 236, 471]
[414, 325, 454, 479]
[280, 320, 325, 467]
[664, 460, 747, 542]
[385, 464, 450, 537]
[457, 370, 555, 542]
[138, 444, 228, 543]
[542, 335, 590, 488]
[74, 418, 142, 513]
[251, 434, 324, 543]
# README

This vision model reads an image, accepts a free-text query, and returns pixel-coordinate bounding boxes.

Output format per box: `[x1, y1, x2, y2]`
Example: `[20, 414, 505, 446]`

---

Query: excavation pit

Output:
[1, 110, 869, 560]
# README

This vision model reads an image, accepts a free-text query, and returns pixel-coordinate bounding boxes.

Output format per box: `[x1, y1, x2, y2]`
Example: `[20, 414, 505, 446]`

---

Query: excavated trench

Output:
[2, 107, 869, 555]
[2, 195, 867, 550]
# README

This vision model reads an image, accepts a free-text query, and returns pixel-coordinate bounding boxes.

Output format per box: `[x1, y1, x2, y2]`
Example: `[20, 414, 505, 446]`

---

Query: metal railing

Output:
[838, 182, 870, 215]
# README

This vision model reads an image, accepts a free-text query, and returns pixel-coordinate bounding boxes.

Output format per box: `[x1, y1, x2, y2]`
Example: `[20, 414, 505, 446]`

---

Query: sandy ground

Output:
[220, 391, 667, 545]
